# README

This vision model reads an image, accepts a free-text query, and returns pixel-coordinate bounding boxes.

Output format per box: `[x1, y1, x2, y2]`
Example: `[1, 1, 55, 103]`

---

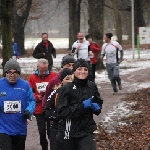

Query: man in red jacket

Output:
[28, 58, 57, 150]
[85, 34, 101, 82]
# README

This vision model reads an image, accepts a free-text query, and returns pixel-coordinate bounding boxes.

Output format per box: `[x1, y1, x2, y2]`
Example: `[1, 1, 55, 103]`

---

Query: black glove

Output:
[22, 110, 30, 119]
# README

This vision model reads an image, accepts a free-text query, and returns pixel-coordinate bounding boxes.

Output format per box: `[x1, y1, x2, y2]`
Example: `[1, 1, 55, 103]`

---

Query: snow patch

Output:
[100, 101, 142, 133]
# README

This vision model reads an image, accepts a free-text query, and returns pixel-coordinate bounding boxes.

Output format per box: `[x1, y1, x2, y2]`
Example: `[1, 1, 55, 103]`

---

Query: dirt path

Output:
[25, 68, 150, 150]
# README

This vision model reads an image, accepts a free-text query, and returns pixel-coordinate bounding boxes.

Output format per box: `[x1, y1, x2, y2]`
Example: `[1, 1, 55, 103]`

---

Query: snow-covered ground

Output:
[0, 49, 150, 74]
[95, 49, 150, 133]
[24, 38, 69, 49]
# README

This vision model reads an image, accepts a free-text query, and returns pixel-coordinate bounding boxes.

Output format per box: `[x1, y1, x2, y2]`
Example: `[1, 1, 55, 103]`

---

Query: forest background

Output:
[1, 0, 150, 71]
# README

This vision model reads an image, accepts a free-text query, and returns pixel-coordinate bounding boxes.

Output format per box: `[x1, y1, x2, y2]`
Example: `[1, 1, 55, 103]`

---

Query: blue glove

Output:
[91, 103, 100, 112]
[83, 98, 92, 108]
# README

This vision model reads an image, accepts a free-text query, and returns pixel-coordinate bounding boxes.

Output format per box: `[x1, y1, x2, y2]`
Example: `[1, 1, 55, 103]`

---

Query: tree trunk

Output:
[1, 0, 12, 76]
[134, 0, 146, 43]
[69, 0, 81, 50]
[0, 1, 2, 46]
[87, 0, 105, 70]
[112, 0, 122, 44]
[12, 0, 32, 55]
[13, 18, 26, 55]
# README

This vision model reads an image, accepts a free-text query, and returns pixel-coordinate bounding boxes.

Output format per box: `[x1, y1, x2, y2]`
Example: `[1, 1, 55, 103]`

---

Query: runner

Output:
[33, 33, 56, 71]
[42, 54, 76, 108]
[55, 58, 103, 150]
[12, 37, 20, 60]
[72, 32, 93, 81]
[0, 58, 36, 150]
[44, 68, 73, 150]
[101, 33, 123, 94]
[85, 34, 100, 82]
[28, 58, 57, 150]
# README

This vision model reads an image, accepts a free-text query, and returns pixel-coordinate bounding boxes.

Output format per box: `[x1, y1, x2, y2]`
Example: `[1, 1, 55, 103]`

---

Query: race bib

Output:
[4, 100, 21, 113]
[108, 51, 115, 57]
[36, 82, 49, 93]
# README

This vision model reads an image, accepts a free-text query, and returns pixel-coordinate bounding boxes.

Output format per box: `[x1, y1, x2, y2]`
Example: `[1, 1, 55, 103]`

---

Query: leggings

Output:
[0, 133, 26, 150]
[54, 134, 96, 150]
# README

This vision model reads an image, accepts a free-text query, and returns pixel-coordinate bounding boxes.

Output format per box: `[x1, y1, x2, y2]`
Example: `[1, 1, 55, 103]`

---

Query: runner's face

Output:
[77, 33, 84, 43]
[74, 67, 88, 80]
[63, 63, 74, 70]
[87, 38, 92, 43]
[38, 64, 49, 76]
[62, 75, 72, 85]
[104, 35, 110, 43]
[42, 34, 48, 43]
[6, 69, 19, 83]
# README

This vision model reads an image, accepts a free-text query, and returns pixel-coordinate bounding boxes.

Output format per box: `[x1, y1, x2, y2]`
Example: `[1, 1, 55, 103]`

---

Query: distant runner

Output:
[101, 33, 123, 94]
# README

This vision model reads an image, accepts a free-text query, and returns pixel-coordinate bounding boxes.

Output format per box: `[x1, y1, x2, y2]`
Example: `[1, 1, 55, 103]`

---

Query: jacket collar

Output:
[35, 70, 50, 76]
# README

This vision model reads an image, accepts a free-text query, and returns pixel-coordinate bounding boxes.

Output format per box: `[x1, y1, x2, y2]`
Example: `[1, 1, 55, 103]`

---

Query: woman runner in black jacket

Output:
[44, 68, 73, 150]
[55, 58, 103, 150]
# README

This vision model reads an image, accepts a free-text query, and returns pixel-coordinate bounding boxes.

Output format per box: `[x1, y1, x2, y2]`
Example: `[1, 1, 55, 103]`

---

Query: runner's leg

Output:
[0, 133, 12, 150]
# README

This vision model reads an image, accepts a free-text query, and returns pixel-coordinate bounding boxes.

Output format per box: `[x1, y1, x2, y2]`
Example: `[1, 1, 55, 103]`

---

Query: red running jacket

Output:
[28, 71, 57, 114]
[90, 42, 101, 64]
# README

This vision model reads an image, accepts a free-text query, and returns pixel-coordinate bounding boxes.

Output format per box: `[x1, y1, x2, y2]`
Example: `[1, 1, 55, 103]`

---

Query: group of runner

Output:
[32, 32, 123, 150]
[0, 31, 123, 150]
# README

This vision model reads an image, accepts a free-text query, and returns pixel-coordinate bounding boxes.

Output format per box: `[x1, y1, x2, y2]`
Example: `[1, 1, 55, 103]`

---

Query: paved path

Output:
[25, 67, 150, 150]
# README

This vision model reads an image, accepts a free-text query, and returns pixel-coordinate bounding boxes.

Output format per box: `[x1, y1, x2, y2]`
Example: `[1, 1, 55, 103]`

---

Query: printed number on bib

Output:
[36, 82, 49, 93]
[4, 100, 21, 113]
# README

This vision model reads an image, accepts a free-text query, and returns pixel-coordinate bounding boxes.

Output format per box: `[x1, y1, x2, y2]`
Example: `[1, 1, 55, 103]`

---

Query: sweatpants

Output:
[0, 133, 26, 150]
[106, 63, 121, 92]
[35, 114, 48, 150]
[54, 134, 96, 150]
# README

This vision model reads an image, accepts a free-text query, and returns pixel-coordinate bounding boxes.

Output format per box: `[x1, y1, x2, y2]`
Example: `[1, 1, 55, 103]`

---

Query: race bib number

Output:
[36, 82, 49, 93]
[108, 51, 115, 57]
[4, 100, 21, 113]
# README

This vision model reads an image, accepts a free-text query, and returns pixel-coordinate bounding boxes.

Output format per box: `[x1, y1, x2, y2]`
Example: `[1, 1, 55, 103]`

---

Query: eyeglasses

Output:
[6, 71, 18, 75]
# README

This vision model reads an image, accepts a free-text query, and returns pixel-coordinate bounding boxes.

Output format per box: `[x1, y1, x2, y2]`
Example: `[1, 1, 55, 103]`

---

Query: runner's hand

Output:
[22, 110, 30, 119]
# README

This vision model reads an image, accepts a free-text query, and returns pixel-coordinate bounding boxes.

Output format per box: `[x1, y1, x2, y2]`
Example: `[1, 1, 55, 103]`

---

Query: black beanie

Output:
[60, 68, 73, 82]
[61, 54, 76, 68]
[4, 58, 21, 74]
[73, 58, 88, 72]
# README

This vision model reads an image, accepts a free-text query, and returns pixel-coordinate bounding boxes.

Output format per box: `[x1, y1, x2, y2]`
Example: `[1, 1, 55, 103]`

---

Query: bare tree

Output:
[69, 0, 82, 49]
[0, 0, 12, 75]
[112, 0, 122, 44]
[12, 0, 32, 55]
[105, 0, 149, 43]
[134, 0, 146, 43]
[87, 0, 105, 69]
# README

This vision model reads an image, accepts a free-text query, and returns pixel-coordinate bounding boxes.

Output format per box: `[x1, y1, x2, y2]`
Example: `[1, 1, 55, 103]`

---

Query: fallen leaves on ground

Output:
[96, 88, 150, 150]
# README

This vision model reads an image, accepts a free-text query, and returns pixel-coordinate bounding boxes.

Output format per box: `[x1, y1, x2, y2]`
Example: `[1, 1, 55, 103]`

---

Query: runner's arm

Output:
[118, 50, 123, 63]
